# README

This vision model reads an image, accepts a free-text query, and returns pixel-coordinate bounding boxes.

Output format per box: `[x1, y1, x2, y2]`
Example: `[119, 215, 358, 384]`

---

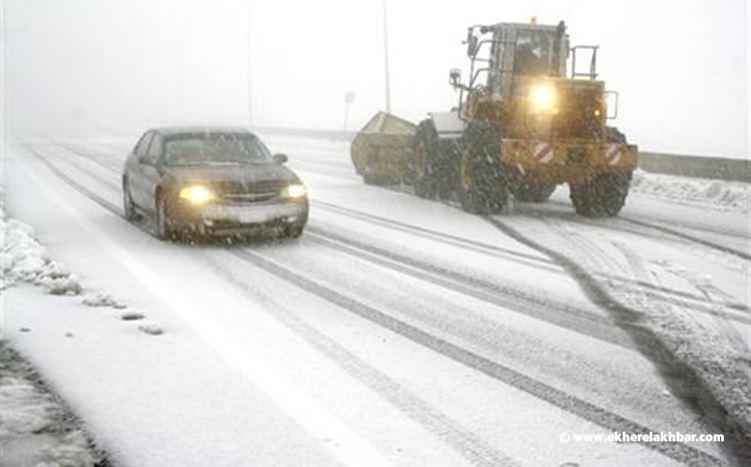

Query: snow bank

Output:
[0, 195, 82, 295]
[0, 341, 101, 466]
[631, 170, 751, 213]
[81, 293, 126, 309]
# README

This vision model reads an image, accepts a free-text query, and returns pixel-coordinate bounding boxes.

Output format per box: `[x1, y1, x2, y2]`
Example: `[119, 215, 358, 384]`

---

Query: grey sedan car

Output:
[122, 127, 308, 239]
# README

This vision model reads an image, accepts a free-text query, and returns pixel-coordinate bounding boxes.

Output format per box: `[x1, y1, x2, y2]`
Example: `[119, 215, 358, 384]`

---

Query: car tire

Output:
[284, 225, 304, 239]
[123, 179, 137, 222]
[155, 194, 173, 240]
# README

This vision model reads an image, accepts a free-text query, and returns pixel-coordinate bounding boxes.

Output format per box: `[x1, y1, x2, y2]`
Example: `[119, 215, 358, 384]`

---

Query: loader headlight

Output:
[281, 184, 307, 199]
[179, 185, 216, 205]
[529, 84, 557, 113]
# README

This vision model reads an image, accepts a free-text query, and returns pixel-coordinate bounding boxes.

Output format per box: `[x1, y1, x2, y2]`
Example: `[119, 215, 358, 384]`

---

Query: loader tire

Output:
[412, 119, 457, 200]
[457, 122, 507, 214]
[508, 177, 557, 202]
[569, 126, 632, 217]
[363, 172, 394, 185]
[412, 120, 439, 198]
[569, 171, 632, 217]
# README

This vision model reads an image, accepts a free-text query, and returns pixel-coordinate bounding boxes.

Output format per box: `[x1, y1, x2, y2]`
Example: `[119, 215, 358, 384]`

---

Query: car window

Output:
[136, 131, 154, 159]
[148, 134, 163, 161]
[163, 133, 272, 166]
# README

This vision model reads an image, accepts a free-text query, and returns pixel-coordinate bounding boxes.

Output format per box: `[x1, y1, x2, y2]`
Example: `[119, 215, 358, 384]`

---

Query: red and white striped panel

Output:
[605, 143, 623, 166]
[533, 142, 554, 164]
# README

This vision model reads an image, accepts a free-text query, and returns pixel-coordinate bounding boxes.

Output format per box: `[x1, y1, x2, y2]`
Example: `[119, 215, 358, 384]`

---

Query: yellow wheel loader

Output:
[350, 20, 638, 217]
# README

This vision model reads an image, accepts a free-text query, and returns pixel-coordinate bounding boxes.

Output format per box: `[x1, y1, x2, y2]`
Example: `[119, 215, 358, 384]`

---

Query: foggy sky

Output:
[1, 0, 749, 158]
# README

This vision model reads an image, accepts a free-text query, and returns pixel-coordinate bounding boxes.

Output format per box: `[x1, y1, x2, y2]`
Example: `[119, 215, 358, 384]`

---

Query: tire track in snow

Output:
[619, 217, 750, 262]
[507, 206, 750, 322]
[486, 216, 749, 465]
[612, 241, 750, 354]
[522, 200, 750, 262]
[25, 146, 123, 217]
[305, 228, 632, 349]
[205, 254, 519, 467]
[312, 200, 559, 272]
[229, 248, 725, 466]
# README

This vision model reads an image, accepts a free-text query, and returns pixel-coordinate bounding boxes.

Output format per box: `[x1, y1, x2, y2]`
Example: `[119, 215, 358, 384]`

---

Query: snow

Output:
[630, 169, 751, 213]
[0, 197, 82, 295]
[1, 136, 748, 465]
[81, 293, 126, 309]
[0, 341, 101, 467]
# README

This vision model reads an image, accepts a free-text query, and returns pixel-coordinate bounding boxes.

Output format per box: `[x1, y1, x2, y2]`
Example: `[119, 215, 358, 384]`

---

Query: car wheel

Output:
[284, 225, 304, 239]
[123, 179, 137, 222]
[155, 194, 173, 240]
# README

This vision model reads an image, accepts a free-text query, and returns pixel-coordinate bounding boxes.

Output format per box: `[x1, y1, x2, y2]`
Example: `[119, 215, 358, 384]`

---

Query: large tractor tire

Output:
[569, 172, 632, 217]
[456, 122, 508, 214]
[570, 127, 632, 217]
[412, 120, 440, 198]
[411, 119, 455, 199]
[363, 171, 398, 186]
[508, 176, 557, 202]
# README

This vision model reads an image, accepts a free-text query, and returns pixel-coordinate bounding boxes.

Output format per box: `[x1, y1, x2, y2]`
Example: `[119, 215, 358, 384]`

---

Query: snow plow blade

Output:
[351, 112, 416, 185]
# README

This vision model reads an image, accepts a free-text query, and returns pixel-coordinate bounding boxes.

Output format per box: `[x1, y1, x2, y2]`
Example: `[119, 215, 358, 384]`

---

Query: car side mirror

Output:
[449, 68, 462, 87]
[273, 153, 288, 164]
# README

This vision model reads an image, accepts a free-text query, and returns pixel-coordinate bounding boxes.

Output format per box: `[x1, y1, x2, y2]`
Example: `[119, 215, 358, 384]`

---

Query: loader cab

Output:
[485, 22, 569, 97]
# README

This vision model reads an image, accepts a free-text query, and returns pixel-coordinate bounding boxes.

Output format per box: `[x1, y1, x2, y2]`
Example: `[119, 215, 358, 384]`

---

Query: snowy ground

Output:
[0, 134, 749, 466]
[0, 340, 103, 466]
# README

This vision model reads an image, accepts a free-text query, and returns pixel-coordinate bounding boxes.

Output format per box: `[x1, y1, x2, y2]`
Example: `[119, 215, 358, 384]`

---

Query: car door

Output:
[139, 133, 164, 213]
[129, 131, 154, 209]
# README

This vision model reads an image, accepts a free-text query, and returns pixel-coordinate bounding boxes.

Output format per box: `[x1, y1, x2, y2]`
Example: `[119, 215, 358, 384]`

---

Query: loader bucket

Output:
[351, 111, 416, 185]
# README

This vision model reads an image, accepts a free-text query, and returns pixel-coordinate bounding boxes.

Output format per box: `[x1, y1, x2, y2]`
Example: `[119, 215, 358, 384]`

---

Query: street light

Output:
[382, 0, 391, 113]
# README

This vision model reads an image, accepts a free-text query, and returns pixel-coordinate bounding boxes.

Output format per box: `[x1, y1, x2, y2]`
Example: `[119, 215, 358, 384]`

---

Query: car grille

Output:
[214, 180, 288, 204]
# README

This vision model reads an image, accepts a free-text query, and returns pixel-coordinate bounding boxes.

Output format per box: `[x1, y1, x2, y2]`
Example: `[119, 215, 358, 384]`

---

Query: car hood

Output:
[164, 163, 300, 185]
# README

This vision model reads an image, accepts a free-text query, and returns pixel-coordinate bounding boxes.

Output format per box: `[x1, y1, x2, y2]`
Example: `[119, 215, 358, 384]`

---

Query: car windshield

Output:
[163, 133, 272, 166]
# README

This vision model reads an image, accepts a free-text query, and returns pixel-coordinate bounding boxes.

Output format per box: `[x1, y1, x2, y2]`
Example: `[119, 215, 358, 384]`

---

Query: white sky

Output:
[1, 0, 749, 158]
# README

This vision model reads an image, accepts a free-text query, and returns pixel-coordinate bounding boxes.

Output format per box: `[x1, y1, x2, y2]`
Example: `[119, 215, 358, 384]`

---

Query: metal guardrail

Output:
[254, 126, 356, 143]
[638, 152, 750, 183]
[254, 126, 751, 183]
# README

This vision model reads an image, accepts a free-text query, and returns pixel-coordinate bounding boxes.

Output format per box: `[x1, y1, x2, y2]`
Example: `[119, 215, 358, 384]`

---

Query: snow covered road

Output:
[1, 135, 749, 466]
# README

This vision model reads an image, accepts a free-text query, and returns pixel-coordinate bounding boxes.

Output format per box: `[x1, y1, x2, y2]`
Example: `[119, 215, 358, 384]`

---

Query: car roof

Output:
[150, 126, 254, 137]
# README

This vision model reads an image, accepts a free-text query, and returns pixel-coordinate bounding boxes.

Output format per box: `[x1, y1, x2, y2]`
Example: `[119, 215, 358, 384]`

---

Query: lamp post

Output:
[382, 0, 391, 113]
[246, 0, 253, 127]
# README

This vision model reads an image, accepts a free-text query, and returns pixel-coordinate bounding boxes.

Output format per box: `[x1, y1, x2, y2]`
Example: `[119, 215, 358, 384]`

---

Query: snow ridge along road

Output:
[1, 136, 748, 466]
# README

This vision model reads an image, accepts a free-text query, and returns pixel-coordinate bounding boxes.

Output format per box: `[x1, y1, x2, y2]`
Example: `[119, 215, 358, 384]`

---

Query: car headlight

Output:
[281, 184, 307, 199]
[179, 185, 216, 205]
[529, 83, 557, 113]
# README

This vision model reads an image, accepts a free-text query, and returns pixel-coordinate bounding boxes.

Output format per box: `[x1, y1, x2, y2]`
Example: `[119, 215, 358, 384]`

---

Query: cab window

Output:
[514, 30, 553, 76]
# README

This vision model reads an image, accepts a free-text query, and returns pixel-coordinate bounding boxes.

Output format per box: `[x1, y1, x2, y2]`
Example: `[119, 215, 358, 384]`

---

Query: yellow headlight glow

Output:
[529, 84, 557, 113]
[283, 184, 307, 199]
[179, 185, 216, 205]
